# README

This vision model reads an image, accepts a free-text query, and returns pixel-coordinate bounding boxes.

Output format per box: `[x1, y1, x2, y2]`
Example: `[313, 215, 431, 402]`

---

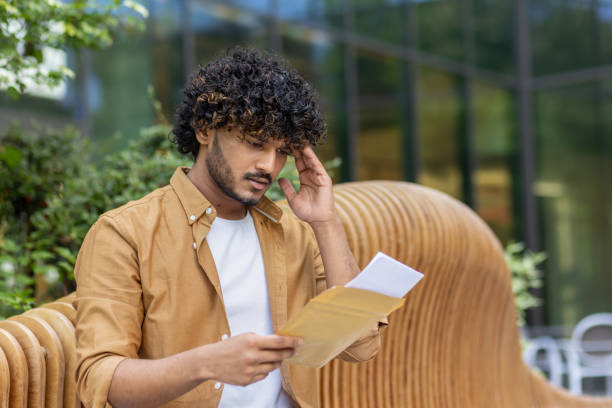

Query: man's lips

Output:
[246, 177, 269, 190]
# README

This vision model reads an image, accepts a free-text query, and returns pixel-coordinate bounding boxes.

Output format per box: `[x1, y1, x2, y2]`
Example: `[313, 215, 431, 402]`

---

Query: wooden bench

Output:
[2, 181, 610, 407]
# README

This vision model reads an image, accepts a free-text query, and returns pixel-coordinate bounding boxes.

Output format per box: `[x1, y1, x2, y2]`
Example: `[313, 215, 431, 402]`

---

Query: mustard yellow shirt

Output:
[74, 167, 384, 407]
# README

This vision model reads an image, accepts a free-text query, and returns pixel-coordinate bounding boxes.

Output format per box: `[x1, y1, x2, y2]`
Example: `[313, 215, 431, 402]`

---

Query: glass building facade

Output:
[1, 0, 610, 330]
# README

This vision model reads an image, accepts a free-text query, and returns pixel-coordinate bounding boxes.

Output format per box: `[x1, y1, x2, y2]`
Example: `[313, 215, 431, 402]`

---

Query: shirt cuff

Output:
[78, 355, 128, 408]
[337, 316, 389, 363]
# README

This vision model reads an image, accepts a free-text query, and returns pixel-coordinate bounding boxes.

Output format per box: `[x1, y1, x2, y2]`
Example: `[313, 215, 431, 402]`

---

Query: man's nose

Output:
[255, 148, 278, 173]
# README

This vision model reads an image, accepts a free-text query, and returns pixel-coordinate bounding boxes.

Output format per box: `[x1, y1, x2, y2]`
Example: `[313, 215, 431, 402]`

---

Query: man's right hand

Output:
[108, 333, 302, 407]
[201, 333, 302, 386]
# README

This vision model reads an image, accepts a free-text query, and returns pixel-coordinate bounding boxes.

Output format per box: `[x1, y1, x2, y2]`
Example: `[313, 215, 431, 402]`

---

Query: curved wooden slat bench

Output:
[318, 181, 612, 407]
[1, 181, 611, 407]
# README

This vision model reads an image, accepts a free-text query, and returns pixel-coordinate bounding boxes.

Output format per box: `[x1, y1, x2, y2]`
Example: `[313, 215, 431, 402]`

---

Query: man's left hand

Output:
[278, 146, 336, 226]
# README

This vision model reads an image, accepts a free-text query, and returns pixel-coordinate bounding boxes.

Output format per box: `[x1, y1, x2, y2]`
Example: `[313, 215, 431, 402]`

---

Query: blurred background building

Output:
[1, 0, 610, 333]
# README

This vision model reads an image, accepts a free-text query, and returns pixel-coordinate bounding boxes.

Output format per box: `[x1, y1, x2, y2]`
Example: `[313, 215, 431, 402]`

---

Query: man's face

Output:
[204, 128, 291, 206]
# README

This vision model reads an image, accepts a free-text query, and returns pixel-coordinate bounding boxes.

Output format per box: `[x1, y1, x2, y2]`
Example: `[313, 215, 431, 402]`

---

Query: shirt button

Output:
[214, 382, 222, 390]
[221, 334, 228, 340]
[205, 207, 212, 215]
[193, 242, 197, 249]
[189, 215, 196, 221]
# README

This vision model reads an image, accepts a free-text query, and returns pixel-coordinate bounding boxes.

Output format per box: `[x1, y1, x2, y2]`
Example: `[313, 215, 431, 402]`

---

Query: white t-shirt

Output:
[206, 211, 292, 408]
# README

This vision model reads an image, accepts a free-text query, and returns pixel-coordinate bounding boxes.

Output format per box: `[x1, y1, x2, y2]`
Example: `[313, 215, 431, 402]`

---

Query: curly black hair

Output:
[172, 48, 327, 159]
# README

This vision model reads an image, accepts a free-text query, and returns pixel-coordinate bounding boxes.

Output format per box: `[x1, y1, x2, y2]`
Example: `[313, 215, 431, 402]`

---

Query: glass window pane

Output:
[473, 81, 518, 243]
[191, 2, 269, 64]
[88, 30, 155, 153]
[226, 0, 271, 15]
[531, 0, 600, 75]
[599, 2, 612, 65]
[354, 0, 406, 46]
[473, 0, 515, 73]
[418, 67, 463, 199]
[356, 50, 404, 180]
[280, 33, 346, 180]
[534, 82, 612, 326]
[278, 0, 344, 27]
[417, 0, 463, 62]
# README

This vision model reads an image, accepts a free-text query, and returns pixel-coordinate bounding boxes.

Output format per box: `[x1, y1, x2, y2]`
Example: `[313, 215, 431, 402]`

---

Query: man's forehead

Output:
[243, 132, 293, 150]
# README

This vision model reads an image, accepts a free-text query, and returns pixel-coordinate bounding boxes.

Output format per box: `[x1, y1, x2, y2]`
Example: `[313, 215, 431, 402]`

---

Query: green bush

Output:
[1, 123, 89, 316]
[0, 117, 191, 317]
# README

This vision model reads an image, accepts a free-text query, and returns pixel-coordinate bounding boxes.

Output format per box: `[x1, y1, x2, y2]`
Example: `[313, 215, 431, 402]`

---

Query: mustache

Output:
[244, 172, 272, 183]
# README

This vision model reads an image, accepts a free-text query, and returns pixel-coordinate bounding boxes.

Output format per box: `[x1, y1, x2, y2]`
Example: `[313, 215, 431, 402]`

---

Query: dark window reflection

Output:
[356, 50, 403, 181]
[418, 67, 463, 199]
[534, 82, 612, 326]
[473, 81, 517, 243]
[280, 32, 346, 179]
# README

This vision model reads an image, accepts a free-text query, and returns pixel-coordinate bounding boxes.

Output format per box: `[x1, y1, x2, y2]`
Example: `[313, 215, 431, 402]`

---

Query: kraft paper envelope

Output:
[277, 286, 405, 367]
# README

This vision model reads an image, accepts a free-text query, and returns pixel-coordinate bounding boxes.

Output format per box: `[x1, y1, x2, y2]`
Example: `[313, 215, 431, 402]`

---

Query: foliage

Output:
[0, 0, 147, 98]
[0, 107, 190, 318]
[0, 123, 88, 318]
[506, 241, 546, 326]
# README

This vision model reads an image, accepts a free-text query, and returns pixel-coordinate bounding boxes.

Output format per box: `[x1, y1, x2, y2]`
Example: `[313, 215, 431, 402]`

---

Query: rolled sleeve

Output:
[337, 316, 389, 363]
[74, 216, 144, 408]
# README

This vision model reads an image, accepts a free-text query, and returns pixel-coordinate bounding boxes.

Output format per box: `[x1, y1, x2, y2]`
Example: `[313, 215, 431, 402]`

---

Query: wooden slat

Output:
[0, 344, 11, 408]
[41, 302, 76, 325]
[26, 308, 80, 408]
[0, 328, 27, 408]
[10, 314, 65, 408]
[0, 321, 45, 408]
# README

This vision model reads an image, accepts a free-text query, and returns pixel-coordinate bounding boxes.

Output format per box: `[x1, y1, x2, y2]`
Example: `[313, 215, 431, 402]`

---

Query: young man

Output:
[74, 48, 386, 408]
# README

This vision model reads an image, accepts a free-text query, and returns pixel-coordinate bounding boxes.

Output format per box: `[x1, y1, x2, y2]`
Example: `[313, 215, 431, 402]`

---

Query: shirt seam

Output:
[100, 186, 172, 220]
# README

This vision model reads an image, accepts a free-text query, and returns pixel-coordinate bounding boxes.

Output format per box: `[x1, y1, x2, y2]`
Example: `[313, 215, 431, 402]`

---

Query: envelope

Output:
[276, 286, 405, 367]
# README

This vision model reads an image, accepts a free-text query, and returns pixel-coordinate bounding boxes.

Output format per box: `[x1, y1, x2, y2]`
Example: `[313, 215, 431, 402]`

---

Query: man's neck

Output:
[187, 161, 247, 220]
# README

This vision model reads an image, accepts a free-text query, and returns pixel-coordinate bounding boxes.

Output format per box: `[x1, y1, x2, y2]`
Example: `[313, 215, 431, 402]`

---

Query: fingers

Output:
[293, 149, 307, 172]
[257, 361, 282, 374]
[257, 348, 298, 364]
[298, 146, 325, 171]
[278, 178, 297, 201]
[293, 146, 324, 173]
[257, 334, 303, 350]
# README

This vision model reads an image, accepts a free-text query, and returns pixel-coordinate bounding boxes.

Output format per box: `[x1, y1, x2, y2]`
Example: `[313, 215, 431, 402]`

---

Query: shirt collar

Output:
[170, 167, 283, 225]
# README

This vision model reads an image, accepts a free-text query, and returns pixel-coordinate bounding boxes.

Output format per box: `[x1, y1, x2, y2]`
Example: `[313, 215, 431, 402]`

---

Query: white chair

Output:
[567, 313, 612, 396]
[523, 336, 567, 387]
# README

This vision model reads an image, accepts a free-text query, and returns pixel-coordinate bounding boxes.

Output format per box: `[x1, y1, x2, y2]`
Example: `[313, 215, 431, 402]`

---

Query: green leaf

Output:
[0, 145, 23, 168]
[54, 246, 76, 264]
[30, 250, 55, 261]
[5, 86, 20, 100]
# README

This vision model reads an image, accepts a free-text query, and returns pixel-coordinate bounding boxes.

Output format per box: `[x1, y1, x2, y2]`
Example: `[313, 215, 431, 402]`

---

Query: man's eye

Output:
[278, 149, 291, 156]
[248, 140, 263, 148]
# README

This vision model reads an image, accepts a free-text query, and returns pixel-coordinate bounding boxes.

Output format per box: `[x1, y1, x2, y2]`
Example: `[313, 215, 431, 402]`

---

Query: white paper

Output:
[345, 252, 424, 298]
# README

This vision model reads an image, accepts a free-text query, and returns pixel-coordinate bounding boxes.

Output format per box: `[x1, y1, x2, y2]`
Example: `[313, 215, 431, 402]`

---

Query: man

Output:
[74, 48, 386, 408]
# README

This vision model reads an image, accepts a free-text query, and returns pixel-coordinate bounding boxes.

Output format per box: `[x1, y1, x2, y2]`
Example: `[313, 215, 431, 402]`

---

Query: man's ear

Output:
[195, 128, 208, 145]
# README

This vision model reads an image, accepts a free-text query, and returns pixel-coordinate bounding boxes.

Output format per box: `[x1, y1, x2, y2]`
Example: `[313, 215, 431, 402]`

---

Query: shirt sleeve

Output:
[311, 232, 389, 363]
[74, 215, 144, 408]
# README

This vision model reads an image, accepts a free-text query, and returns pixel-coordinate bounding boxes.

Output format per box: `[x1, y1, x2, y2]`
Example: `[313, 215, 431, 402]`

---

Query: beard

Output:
[205, 136, 267, 207]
